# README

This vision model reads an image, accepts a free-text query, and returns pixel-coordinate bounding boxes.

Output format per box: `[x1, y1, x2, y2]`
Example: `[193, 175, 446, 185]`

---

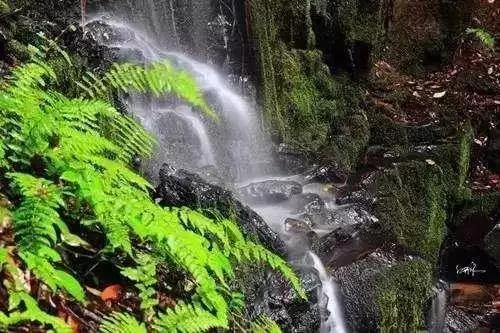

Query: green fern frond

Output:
[100, 312, 147, 333]
[0, 43, 306, 332]
[250, 316, 282, 333]
[7, 173, 85, 301]
[153, 301, 227, 333]
[121, 253, 159, 316]
[0, 292, 72, 333]
[466, 28, 495, 49]
[78, 60, 216, 119]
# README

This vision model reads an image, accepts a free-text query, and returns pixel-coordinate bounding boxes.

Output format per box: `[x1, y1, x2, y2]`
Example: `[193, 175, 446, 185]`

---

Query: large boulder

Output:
[330, 251, 433, 332]
[245, 267, 322, 332]
[155, 164, 286, 255]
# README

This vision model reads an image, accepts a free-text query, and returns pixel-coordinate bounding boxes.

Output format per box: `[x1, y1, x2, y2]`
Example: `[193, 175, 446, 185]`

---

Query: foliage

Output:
[0, 43, 304, 332]
[466, 28, 495, 49]
[100, 312, 147, 333]
[120, 253, 159, 318]
[250, 316, 283, 333]
[0, 247, 72, 333]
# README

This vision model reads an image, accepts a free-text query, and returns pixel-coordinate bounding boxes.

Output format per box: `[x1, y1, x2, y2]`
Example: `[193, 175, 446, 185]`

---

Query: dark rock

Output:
[312, 220, 385, 268]
[486, 129, 500, 173]
[238, 180, 302, 205]
[439, 237, 499, 284]
[155, 164, 286, 255]
[247, 267, 322, 333]
[444, 306, 489, 333]
[276, 143, 310, 174]
[331, 253, 433, 332]
[303, 163, 348, 184]
[287, 193, 325, 215]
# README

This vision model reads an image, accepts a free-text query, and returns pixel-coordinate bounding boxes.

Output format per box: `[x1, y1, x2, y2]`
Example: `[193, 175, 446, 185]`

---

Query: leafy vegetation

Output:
[466, 28, 495, 49]
[0, 43, 302, 332]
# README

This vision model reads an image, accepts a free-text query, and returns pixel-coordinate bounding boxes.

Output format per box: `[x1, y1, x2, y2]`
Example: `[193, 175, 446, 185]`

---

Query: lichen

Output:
[375, 260, 433, 333]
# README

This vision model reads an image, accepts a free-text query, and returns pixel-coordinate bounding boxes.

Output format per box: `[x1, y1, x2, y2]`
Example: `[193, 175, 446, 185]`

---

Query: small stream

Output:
[85, 10, 349, 332]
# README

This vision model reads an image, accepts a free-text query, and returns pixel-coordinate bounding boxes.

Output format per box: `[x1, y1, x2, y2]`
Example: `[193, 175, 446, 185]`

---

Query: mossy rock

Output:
[452, 191, 500, 228]
[368, 112, 456, 149]
[375, 260, 433, 332]
[323, 111, 370, 172]
[6, 39, 30, 61]
[250, 0, 366, 163]
[373, 160, 447, 262]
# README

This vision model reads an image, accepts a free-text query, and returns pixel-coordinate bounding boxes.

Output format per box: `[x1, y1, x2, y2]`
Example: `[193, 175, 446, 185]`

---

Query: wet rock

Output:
[331, 252, 433, 332]
[288, 193, 325, 215]
[247, 267, 322, 332]
[238, 180, 302, 205]
[155, 164, 286, 255]
[284, 218, 312, 234]
[312, 220, 384, 268]
[303, 163, 348, 184]
[326, 204, 378, 227]
[276, 143, 310, 174]
[444, 306, 489, 333]
[335, 188, 375, 207]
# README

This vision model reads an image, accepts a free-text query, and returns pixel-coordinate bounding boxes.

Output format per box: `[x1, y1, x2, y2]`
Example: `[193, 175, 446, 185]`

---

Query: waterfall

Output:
[85, 5, 345, 332]
[85, 16, 267, 180]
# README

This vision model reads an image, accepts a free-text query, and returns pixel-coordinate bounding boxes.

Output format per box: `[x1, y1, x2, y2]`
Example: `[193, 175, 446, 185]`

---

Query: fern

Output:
[121, 253, 159, 317]
[153, 301, 227, 332]
[466, 28, 495, 49]
[7, 173, 85, 301]
[0, 292, 72, 333]
[78, 61, 216, 119]
[0, 247, 72, 333]
[100, 312, 147, 333]
[0, 41, 304, 332]
[250, 316, 283, 333]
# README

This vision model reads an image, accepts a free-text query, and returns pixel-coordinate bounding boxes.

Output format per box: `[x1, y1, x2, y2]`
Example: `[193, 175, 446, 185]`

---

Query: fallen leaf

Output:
[101, 284, 122, 302]
[412, 91, 421, 98]
[426, 159, 436, 165]
[433, 91, 447, 98]
[68, 315, 80, 333]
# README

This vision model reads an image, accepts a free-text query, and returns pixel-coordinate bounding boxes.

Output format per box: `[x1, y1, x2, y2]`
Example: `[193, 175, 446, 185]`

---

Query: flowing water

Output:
[85, 5, 346, 332]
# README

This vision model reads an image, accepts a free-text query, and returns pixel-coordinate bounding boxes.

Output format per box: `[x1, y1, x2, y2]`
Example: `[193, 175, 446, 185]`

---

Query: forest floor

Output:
[367, 37, 499, 193]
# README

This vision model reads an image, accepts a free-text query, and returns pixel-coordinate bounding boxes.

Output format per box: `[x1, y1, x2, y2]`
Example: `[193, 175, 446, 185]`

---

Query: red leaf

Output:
[101, 284, 122, 302]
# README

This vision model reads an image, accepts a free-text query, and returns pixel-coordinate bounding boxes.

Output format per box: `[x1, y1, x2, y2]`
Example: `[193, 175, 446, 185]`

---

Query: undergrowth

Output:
[0, 40, 303, 332]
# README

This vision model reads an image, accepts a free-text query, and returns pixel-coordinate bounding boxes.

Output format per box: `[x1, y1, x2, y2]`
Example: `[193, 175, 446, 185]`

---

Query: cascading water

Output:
[85, 5, 346, 332]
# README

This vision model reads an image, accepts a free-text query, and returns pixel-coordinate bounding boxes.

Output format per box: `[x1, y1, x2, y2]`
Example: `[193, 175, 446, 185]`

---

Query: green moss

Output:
[375, 260, 433, 332]
[374, 161, 447, 262]
[452, 192, 500, 228]
[250, 0, 366, 166]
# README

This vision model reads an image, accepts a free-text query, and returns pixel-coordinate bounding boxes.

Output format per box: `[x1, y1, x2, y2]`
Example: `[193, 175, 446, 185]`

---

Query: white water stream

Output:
[86, 11, 345, 332]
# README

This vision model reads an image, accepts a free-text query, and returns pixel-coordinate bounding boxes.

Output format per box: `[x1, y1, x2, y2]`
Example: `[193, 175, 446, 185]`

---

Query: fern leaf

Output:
[100, 312, 147, 333]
